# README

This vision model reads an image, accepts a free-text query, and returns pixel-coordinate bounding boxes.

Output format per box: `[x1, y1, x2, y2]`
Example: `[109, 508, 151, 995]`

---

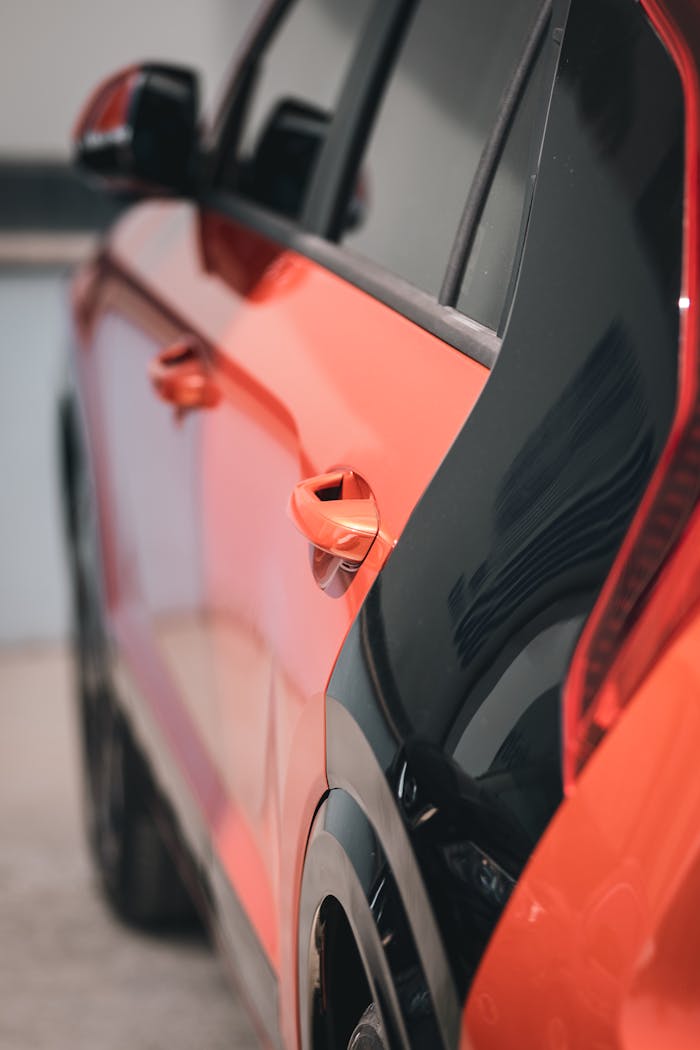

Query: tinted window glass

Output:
[342, 0, 542, 298]
[228, 0, 373, 219]
[458, 41, 548, 332]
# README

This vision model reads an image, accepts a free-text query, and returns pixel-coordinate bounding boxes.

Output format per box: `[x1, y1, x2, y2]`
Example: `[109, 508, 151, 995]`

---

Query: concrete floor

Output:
[0, 644, 260, 1049]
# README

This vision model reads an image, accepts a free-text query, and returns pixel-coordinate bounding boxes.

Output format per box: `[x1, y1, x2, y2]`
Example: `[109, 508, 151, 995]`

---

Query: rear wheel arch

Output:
[298, 789, 442, 1050]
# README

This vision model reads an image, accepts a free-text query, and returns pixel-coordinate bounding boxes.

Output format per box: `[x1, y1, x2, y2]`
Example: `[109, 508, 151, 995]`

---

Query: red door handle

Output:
[148, 337, 220, 411]
[288, 469, 379, 566]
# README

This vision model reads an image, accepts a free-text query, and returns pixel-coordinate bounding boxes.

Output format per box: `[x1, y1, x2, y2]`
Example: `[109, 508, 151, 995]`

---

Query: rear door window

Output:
[457, 38, 549, 332]
[341, 0, 543, 303]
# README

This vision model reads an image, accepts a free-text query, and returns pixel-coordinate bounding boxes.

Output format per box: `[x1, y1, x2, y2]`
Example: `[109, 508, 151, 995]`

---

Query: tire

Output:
[79, 680, 194, 926]
[346, 1005, 387, 1050]
[61, 394, 194, 927]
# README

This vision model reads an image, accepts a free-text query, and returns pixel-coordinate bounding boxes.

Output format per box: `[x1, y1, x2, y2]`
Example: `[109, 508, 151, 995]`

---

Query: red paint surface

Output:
[463, 598, 700, 1050]
[74, 200, 489, 1046]
[72, 66, 140, 142]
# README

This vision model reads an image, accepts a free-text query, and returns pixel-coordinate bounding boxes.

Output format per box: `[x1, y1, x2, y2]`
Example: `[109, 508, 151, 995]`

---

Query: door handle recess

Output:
[288, 469, 379, 566]
[149, 337, 220, 411]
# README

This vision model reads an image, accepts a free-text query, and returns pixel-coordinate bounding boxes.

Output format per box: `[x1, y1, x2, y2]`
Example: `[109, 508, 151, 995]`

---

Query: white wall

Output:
[0, 274, 71, 643]
[0, 0, 259, 159]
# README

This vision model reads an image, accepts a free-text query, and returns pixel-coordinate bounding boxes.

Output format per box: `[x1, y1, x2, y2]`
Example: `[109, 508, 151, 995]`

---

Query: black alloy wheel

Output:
[346, 1005, 388, 1050]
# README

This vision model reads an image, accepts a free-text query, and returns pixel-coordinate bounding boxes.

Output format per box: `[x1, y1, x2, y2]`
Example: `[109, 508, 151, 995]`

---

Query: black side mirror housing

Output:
[73, 64, 200, 196]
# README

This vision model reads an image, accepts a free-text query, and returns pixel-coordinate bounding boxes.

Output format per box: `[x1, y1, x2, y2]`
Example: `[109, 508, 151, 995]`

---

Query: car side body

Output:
[61, 0, 700, 1047]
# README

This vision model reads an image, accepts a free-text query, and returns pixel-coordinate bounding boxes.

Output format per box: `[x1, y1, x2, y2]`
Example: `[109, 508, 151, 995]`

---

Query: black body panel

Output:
[328, 0, 684, 1009]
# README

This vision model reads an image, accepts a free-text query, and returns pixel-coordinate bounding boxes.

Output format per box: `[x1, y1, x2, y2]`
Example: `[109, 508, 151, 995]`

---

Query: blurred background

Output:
[0, 3, 259, 1046]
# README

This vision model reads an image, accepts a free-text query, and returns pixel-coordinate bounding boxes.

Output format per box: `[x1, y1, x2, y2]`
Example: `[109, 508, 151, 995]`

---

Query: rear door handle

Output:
[148, 336, 220, 412]
[288, 469, 379, 567]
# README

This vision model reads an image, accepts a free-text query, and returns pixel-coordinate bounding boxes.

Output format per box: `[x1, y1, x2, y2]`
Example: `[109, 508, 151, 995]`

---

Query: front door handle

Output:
[288, 469, 379, 567]
[149, 337, 220, 412]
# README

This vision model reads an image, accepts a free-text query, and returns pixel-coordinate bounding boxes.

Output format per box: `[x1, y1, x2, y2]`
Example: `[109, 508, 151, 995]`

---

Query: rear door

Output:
[89, 0, 551, 1035]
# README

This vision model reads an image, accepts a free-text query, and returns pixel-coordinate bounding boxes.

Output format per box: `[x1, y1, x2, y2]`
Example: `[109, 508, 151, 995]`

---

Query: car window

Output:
[223, 0, 374, 220]
[458, 39, 549, 333]
[341, 0, 543, 303]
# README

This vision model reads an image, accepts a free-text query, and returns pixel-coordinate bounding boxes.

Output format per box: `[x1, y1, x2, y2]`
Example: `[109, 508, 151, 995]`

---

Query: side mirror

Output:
[73, 64, 200, 195]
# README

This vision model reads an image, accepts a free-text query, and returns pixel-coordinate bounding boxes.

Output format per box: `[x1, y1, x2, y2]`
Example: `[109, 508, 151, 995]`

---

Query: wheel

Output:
[79, 680, 194, 926]
[61, 395, 194, 926]
[346, 1004, 387, 1050]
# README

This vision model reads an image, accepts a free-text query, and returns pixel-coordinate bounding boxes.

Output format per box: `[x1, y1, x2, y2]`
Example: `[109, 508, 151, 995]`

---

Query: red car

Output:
[60, 0, 700, 1046]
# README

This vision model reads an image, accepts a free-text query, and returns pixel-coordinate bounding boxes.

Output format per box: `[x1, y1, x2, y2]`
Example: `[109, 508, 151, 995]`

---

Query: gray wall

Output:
[0, 2, 258, 644]
[0, 0, 259, 159]
[0, 273, 71, 644]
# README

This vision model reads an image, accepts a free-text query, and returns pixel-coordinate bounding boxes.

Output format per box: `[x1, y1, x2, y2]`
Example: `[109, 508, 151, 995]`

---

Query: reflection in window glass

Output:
[343, 0, 541, 300]
[232, 0, 373, 218]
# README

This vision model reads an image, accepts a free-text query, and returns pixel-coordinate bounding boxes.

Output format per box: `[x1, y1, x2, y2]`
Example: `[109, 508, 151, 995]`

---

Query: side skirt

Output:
[112, 656, 281, 1048]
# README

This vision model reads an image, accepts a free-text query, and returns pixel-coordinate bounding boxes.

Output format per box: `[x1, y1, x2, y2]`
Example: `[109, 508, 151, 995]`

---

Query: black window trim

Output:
[442, 0, 571, 339]
[202, 188, 501, 368]
[201, 0, 569, 371]
[439, 0, 554, 307]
